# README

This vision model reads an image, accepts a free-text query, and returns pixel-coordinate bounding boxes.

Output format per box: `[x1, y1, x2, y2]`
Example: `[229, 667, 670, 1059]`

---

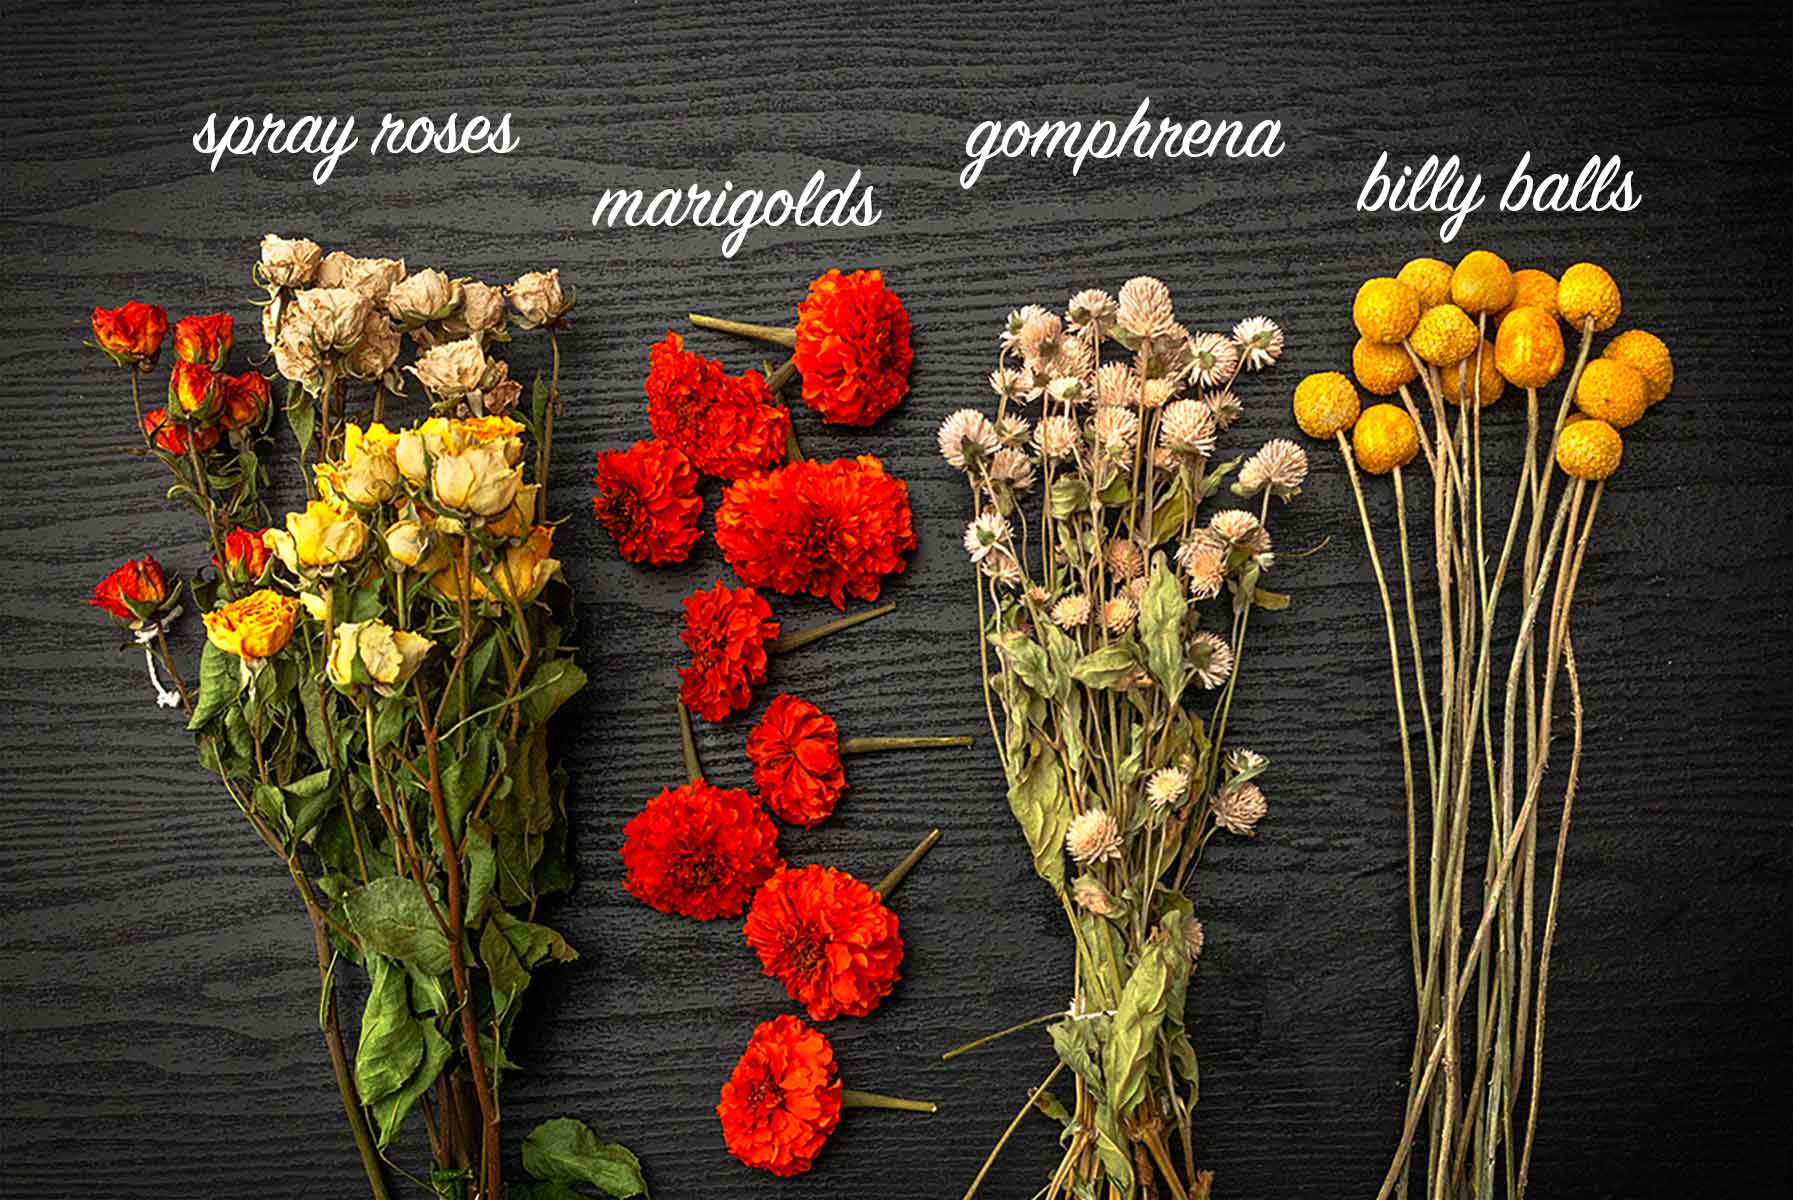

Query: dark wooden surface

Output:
[3, 1, 1790, 1196]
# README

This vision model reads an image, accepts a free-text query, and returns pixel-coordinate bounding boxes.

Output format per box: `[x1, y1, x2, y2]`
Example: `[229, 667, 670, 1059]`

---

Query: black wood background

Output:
[3, 2, 1789, 1196]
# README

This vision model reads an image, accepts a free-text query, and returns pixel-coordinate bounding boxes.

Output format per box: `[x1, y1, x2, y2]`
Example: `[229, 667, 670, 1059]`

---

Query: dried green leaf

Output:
[340, 877, 452, 975]
[354, 956, 422, 1106]
[521, 1117, 648, 1198]
[1070, 643, 1138, 691]
[186, 641, 239, 731]
[521, 659, 587, 727]
[370, 1017, 450, 1148]
[1007, 740, 1070, 890]
[1138, 556, 1190, 704]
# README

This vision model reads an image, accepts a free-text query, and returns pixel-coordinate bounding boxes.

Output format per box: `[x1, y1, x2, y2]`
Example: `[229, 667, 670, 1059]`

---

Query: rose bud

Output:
[431, 443, 521, 517]
[142, 406, 220, 455]
[326, 618, 434, 695]
[218, 370, 271, 431]
[506, 268, 573, 329]
[408, 336, 490, 398]
[173, 312, 234, 368]
[383, 519, 433, 570]
[292, 287, 374, 350]
[91, 300, 169, 367]
[386, 268, 462, 327]
[215, 527, 273, 583]
[444, 280, 506, 337]
[89, 555, 170, 624]
[168, 360, 220, 423]
[258, 233, 323, 288]
[343, 309, 402, 381]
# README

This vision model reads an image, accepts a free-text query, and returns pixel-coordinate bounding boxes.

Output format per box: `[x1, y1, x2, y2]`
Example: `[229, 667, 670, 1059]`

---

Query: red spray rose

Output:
[218, 370, 270, 431]
[90, 301, 168, 366]
[677, 582, 781, 721]
[620, 780, 782, 919]
[89, 556, 169, 622]
[644, 331, 790, 479]
[717, 1014, 843, 1176]
[791, 269, 913, 427]
[168, 360, 218, 422]
[592, 438, 704, 565]
[746, 695, 846, 827]
[173, 312, 234, 368]
[215, 527, 272, 582]
[744, 865, 904, 1021]
[143, 407, 220, 455]
[714, 456, 916, 608]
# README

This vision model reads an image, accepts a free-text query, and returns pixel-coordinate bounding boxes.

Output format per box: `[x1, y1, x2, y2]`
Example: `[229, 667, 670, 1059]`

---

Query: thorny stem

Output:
[874, 828, 941, 899]
[768, 601, 896, 654]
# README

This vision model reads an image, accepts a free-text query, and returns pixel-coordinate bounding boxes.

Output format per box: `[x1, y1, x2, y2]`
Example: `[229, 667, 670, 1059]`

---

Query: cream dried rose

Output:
[317, 252, 407, 307]
[259, 234, 323, 288]
[292, 287, 374, 351]
[386, 268, 462, 326]
[506, 268, 570, 328]
[344, 309, 401, 380]
[446, 280, 506, 336]
[408, 336, 490, 397]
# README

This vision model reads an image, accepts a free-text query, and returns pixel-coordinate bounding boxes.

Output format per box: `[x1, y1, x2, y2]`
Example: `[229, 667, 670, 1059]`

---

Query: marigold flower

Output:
[717, 1014, 842, 1176]
[218, 370, 271, 431]
[1450, 249, 1515, 315]
[747, 695, 848, 827]
[1410, 303, 1479, 366]
[714, 456, 916, 609]
[1352, 337, 1418, 396]
[621, 780, 782, 919]
[202, 588, 301, 661]
[592, 438, 704, 565]
[1573, 358, 1647, 428]
[1293, 371, 1360, 439]
[91, 300, 168, 365]
[677, 581, 780, 721]
[1555, 417, 1623, 481]
[1602, 330, 1673, 404]
[142, 407, 219, 455]
[792, 268, 913, 426]
[1353, 277, 1421, 344]
[745, 864, 903, 1020]
[1352, 404, 1420, 475]
[1066, 808, 1123, 864]
[215, 527, 272, 583]
[1494, 307, 1566, 390]
[1556, 262, 1621, 331]
[1396, 258, 1453, 311]
[89, 556, 168, 622]
[1440, 340, 1505, 407]
[645, 332, 790, 478]
[172, 312, 234, 368]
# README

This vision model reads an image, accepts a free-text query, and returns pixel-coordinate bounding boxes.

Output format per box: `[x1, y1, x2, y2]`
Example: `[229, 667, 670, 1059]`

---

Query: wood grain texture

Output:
[2, 0, 1789, 1196]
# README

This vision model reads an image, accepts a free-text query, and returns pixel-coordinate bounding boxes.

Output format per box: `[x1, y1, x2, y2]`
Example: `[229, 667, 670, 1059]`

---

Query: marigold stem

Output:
[875, 828, 941, 899]
[689, 312, 797, 347]
[770, 600, 896, 654]
[765, 356, 804, 461]
[840, 1088, 937, 1113]
[842, 734, 975, 755]
[676, 697, 702, 784]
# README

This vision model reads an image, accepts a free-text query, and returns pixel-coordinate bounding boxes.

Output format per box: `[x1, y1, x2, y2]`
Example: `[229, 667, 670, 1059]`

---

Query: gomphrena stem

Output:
[689, 312, 797, 347]
[874, 828, 941, 899]
[840, 1089, 937, 1114]
[842, 734, 975, 755]
[769, 601, 896, 654]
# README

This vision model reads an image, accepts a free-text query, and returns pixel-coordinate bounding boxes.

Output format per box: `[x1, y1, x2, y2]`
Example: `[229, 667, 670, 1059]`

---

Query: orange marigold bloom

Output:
[744, 864, 904, 1021]
[592, 438, 704, 565]
[792, 269, 913, 426]
[677, 581, 781, 721]
[717, 1014, 843, 1176]
[645, 331, 790, 479]
[620, 780, 783, 919]
[91, 300, 168, 365]
[714, 456, 916, 609]
[89, 555, 168, 622]
[172, 312, 234, 368]
[747, 695, 847, 826]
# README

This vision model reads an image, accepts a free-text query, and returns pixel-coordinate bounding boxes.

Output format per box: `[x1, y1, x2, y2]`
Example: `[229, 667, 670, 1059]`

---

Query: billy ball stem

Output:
[875, 828, 941, 899]
[770, 601, 897, 655]
[689, 312, 797, 348]
[842, 734, 975, 754]
[840, 1088, 937, 1114]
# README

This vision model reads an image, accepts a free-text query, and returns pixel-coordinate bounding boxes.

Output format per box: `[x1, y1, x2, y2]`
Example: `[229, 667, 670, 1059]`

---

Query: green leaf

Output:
[1101, 913, 1190, 1120]
[287, 383, 317, 457]
[1069, 644, 1138, 691]
[371, 694, 410, 754]
[1200, 455, 1241, 498]
[991, 630, 1054, 699]
[1253, 587, 1292, 611]
[441, 730, 493, 843]
[340, 877, 452, 975]
[520, 660, 587, 727]
[371, 1018, 451, 1148]
[463, 823, 496, 924]
[354, 956, 422, 1105]
[1149, 485, 1189, 545]
[282, 768, 336, 841]
[479, 919, 531, 1023]
[1138, 555, 1190, 705]
[187, 641, 240, 731]
[530, 374, 551, 444]
[1006, 741, 1069, 890]
[522, 1117, 648, 1198]
[1048, 476, 1089, 518]
[1048, 1017, 1106, 1093]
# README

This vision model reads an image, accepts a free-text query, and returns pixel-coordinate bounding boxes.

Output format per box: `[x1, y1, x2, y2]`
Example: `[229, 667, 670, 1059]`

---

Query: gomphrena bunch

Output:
[1292, 252, 1672, 1200]
[85, 238, 643, 1200]
[942, 279, 1292, 1200]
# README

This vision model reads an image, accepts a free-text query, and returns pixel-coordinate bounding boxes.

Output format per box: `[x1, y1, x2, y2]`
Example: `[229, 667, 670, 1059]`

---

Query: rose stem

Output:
[764, 357, 804, 460]
[874, 828, 941, 899]
[840, 1089, 938, 1113]
[676, 698, 702, 784]
[842, 734, 975, 754]
[769, 600, 896, 654]
[688, 312, 797, 347]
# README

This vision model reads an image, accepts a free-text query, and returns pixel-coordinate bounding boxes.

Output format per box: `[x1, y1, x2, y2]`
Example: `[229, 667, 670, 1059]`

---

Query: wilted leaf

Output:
[1007, 741, 1070, 890]
[354, 956, 422, 1105]
[371, 1017, 450, 1148]
[521, 660, 587, 727]
[187, 641, 239, 731]
[1070, 644, 1138, 690]
[340, 877, 452, 975]
[521, 1117, 648, 1198]
[1138, 556, 1190, 704]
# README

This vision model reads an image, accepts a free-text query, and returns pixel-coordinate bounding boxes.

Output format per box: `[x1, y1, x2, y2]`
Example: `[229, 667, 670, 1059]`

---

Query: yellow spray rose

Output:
[384, 518, 432, 569]
[265, 500, 368, 571]
[432, 525, 560, 605]
[327, 619, 434, 695]
[319, 422, 401, 506]
[203, 589, 301, 661]
[432, 443, 521, 517]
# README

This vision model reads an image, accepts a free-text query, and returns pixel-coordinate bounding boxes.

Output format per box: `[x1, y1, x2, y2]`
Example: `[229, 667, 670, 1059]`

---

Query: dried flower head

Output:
[1206, 509, 1272, 556]
[1206, 388, 1244, 430]
[1184, 917, 1206, 962]
[1046, 375, 1088, 407]
[1177, 541, 1227, 600]
[1105, 538, 1146, 579]
[1002, 304, 1052, 353]
[1034, 414, 1080, 460]
[1116, 276, 1176, 338]
[990, 365, 1026, 403]
[1212, 781, 1266, 835]
[1090, 404, 1140, 452]
[1072, 874, 1118, 916]
[989, 447, 1037, 491]
[1160, 398, 1218, 457]
[1236, 438, 1309, 499]
[1051, 593, 1093, 629]
[1140, 376, 1178, 410]
[1094, 362, 1141, 408]
[1147, 766, 1191, 810]
[1187, 332, 1240, 389]
[1067, 288, 1119, 336]
[1191, 631, 1235, 689]
[1102, 594, 1138, 634]
[938, 408, 1000, 471]
[981, 546, 1024, 587]
[1065, 808, 1123, 864]
[1225, 747, 1267, 776]
[1232, 316, 1285, 371]
[996, 414, 1032, 445]
[962, 510, 1012, 564]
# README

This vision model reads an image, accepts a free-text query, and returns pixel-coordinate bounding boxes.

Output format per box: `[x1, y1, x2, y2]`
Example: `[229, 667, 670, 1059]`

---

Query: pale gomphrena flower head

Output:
[938, 408, 1000, 471]
[1065, 808, 1124, 864]
[1018, 308, 1064, 361]
[1140, 376, 1178, 410]
[981, 546, 1024, 588]
[1102, 594, 1138, 634]
[1025, 584, 1051, 605]
[1117, 276, 1176, 338]
[1072, 874, 1118, 916]
[1206, 509, 1272, 556]
[1104, 538, 1146, 579]
[1001, 304, 1052, 352]
[1045, 332, 1095, 380]
[1233, 315, 1285, 372]
[1184, 916, 1206, 962]
[1187, 332, 1241, 389]
[1236, 438, 1310, 500]
[1160, 398, 1218, 456]
[1147, 766, 1191, 810]
[1152, 446, 1180, 471]
[962, 510, 1012, 564]
[1046, 375, 1089, 408]
[1191, 631, 1235, 689]
[1018, 363, 1051, 401]
[1094, 362, 1141, 409]
[1125, 575, 1150, 605]
[989, 447, 1037, 491]
[1051, 592, 1093, 629]
[990, 365, 1027, 403]
[1177, 541, 1226, 600]
[1205, 388, 1244, 429]
[1212, 781, 1266, 836]
[1090, 404, 1140, 451]
[996, 414, 1032, 446]
[1226, 747, 1267, 776]
[1034, 414, 1080, 460]
[1067, 288, 1119, 337]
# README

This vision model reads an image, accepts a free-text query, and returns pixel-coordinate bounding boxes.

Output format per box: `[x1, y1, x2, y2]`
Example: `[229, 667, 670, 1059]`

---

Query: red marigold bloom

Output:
[717, 1014, 843, 1176]
[89, 555, 169, 622]
[172, 312, 234, 368]
[744, 865, 904, 1022]
[218, 370, 270, 431]
[91, 300, 168, 365]
[645, 331, 790, 479]
[620, 780, 782, 919]
[592, 438, 704, 565]
[143, 407, 220, 455]
[714, 456, 916, 608]
[168, 360, 219, 422]
[791, 269, 913, 427]
[215, 527, 273, 582]
[678, 581, 780, 721]
[747, 695, 847, 827]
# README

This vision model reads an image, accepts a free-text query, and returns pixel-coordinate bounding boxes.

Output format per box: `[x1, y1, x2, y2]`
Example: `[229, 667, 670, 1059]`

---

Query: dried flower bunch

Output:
[944, 278, 1291, 1199]
[86, 239, 640, 1200]
[1296, 252, 1673, 1200]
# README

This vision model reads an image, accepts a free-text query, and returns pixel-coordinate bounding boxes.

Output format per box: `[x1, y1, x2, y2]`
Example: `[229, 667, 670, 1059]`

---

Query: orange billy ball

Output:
[1353, 336, 1419, 396]
[1557, 262, 1622, 332]
[1573, 358, 1647, 428]
[1555, 417, 1623, 480]
[1410, 303, 1479, 366]
[1441, 340, 1505, 406]
[1353, 277, 1421, 344]
[1293, 371, 1362, 439]
[1602, 329, 1673, 404]
[1451, 249, 1516, 315]
[1352, 404, 1420, 475]
[1494, 306, 1566, 389]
